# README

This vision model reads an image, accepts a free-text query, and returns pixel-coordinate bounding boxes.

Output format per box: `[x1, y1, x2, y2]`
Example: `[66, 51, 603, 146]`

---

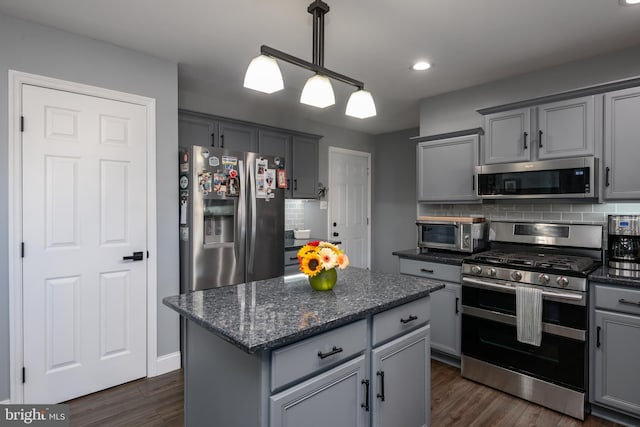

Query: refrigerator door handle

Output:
[248, 159, 257, 275]
[237, 160, 246, 265]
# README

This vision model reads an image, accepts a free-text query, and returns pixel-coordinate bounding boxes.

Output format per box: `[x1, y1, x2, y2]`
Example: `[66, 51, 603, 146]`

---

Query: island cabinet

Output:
[399, 258, 461, 361]
[416, 133, 479, 203]
[165, 269, 442, 427]
[590, 282, 640, 419]
[482, 96, 597, 164]
[603, 86, 640, 200]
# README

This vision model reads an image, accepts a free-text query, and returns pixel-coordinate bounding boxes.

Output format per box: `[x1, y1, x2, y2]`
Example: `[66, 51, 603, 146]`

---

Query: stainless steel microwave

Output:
[416, 217, 488, 253]
[476, 157, 598, 199]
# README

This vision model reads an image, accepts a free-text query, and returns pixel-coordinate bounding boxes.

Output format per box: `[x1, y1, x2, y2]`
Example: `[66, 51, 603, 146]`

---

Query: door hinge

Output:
[21, 242, 25, 258]
[20, 116, 24, 132]
[22, 367, 25, 383]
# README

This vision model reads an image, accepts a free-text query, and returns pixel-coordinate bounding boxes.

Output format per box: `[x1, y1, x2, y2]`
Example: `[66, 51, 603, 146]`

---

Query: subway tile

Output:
[542, 213, 562, 221]
[615, 203, 640, 213]
[551, 203, 572, 212]
[522, 213, 543, 221]
[583, 213, 606, 222]
[532, 204, 552, 212]
[506, 212, 524, 220]
[561, 212, 582, 222]
[571, 204, 593, 213]
[593, 203, 616, 213]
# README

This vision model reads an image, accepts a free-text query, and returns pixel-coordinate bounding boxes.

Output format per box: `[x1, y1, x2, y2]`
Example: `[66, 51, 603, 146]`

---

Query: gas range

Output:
[463, 249, 601, 292]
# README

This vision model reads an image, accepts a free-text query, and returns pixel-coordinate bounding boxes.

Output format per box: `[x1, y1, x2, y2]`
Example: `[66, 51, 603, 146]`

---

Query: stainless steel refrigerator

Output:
[179, 146, 285, 292]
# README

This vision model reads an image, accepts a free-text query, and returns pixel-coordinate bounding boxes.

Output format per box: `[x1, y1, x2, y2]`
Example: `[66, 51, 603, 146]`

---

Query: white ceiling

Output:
[2, 0, 640, 135]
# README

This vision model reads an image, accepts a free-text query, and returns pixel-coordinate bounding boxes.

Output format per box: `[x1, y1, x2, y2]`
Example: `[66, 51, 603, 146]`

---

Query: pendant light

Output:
[243, 0, 376, 118]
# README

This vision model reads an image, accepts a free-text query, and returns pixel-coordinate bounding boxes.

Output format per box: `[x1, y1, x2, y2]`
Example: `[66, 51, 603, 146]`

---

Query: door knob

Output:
[333, 232, 339, 237]
[123, 251, 144, 261]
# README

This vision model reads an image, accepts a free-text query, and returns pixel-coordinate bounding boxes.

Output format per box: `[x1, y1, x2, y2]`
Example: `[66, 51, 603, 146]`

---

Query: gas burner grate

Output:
[469, 250, 598, 273]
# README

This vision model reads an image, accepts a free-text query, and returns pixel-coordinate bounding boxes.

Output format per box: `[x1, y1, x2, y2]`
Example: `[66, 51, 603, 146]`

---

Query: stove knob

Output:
[471, 265, 482, 274]
[557, 276, 569, 288]
[511, 271, 522, 281]
[538, 274, 550, 285]
[488, 268, 497, 277]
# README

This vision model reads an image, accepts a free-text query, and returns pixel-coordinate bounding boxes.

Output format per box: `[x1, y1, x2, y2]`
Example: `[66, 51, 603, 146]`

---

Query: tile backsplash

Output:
[419, 202, 640, 248]
[285, 199, 305, 231]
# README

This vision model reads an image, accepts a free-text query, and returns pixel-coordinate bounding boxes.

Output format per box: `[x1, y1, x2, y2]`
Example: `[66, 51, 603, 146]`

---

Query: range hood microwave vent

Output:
[476, 157, 598, 200]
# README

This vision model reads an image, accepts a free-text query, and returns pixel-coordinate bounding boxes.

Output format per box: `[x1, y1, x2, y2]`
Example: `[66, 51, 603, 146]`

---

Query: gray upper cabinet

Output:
[291, 136, 319, 199]
[483, 97, 597, 164]
[603, 87, 640, 200]
[178, 112, 217, 148]
[537, 96, 596, 160]
[483, 108, 531, 164]
[259, 129, 293, 196]
[218, 120, 258, 152]
[417, 134, 479, 202]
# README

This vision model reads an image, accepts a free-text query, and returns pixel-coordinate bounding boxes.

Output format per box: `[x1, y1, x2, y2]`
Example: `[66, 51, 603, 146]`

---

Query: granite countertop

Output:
[392, 248, 469, 266]
[163, 267, 444, 354]
[589, 265, 640, 288]
[285, 238, 341, 250]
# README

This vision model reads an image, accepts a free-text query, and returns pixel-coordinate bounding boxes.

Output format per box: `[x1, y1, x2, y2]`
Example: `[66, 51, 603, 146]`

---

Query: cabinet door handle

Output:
[523, 132, 528, 150]
[605, 167, 611, 187]
[361, 379, 370, 412]
[294, 179, 298, 191]
[538, 130, 543, 148]
[596, 326, 601, 348]
[210, 133, 215, 147]
[619, 298, 640, 307]
[317, 346, 343, 359]
[400, 314, 418, 324]
[220, 134, 225, 148]
[455, 297, 460, 314]
[289, 256, 298, 261]
[376, 371, 385, 401]
[286, 178, 290, 190]
[420, 268, 434, 274]
[472, 175, 475, 191]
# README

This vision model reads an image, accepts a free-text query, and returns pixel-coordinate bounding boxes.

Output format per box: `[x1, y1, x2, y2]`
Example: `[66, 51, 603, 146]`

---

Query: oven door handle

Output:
[462, 277, 585, 304]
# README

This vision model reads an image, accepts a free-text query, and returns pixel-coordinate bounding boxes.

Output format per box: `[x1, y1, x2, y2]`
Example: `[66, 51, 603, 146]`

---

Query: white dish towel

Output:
[515, 285, 543, 346]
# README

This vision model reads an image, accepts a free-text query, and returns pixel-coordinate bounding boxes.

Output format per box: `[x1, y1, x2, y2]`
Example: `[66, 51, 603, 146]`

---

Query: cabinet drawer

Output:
[595, 285, 640, 315]
[399, 258, 461, 283]
[372, 297, 430, 346]
[271, 319, 367, 391]
[284, 250, 299, 266]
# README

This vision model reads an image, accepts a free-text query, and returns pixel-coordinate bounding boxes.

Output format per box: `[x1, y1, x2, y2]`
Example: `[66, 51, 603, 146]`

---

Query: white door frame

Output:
[327, 146, 372, 269]
[7, 70, 158, 403]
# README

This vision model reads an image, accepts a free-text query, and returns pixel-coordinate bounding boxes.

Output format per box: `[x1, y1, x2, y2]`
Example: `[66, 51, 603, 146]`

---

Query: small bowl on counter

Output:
[294, 229, 311, 239]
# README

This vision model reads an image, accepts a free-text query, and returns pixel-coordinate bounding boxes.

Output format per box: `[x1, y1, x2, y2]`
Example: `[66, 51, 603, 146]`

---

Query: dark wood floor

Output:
[65, 360, 623, 426]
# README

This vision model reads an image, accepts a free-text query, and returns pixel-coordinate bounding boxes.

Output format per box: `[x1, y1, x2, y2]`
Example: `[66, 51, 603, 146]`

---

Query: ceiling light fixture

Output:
[243, 0, 376, 119]
[620, 0, 640, 5]
[412, 61, 431, 71]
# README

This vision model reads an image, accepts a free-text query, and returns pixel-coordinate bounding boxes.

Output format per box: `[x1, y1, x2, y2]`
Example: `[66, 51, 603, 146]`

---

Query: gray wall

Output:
[179, 89, 376, 241]
[372, 128, 419, 274]
[419, 44, 640, 136]
[0, 13, 179, 401]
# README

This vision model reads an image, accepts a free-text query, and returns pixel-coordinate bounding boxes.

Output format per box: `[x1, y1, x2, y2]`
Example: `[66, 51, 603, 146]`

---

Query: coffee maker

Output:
[608, 215, 640, 271]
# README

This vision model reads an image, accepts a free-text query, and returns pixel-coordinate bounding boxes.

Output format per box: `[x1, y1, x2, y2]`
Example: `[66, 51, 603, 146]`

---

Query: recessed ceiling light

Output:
[412, 61, 431, 71]
[620, 0, 640, 5]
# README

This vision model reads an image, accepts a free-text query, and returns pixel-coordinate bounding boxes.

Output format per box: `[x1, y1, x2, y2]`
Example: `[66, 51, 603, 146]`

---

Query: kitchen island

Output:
[163, 267, 444, 427]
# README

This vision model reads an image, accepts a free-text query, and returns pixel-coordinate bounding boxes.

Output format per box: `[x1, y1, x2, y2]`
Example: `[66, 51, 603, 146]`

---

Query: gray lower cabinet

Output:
[284, 248, 299, 275]
[185, 296, 432, 427]
[399, 258, 461, 359]
[270, 355, 367, 427]
[416, 134, 479, 202]
[591, 283, 640, 419]
[603, 87, 640, 200]
[371, 326, 430, 427]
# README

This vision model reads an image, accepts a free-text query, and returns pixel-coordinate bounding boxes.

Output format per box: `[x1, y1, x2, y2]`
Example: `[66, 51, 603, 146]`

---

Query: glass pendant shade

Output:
[345, 89, 376, 119]
[243, 55, 284, 94]
[300, 74, 335, 108]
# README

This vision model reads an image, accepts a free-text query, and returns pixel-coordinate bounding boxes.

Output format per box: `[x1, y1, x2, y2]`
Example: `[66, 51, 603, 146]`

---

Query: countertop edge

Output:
[163, 282, 445, 353]
[392, 248, 467, 266]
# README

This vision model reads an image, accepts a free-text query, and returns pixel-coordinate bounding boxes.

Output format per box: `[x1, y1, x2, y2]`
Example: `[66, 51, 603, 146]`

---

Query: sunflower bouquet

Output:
[297, 241, 349, 277]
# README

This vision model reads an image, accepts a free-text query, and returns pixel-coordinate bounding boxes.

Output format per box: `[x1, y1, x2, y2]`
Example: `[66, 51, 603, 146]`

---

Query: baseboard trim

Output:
[153, 351, 181, 377]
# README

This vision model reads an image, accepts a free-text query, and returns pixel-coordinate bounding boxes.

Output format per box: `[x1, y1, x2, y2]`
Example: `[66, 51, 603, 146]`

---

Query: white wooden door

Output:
[329, 148, 370, 269]
[21, 84, 148, 403]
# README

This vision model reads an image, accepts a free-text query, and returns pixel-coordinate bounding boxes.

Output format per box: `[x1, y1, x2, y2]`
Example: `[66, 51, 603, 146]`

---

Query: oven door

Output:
[461, 277, 587, 392]
[417, 221, 461, 251]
